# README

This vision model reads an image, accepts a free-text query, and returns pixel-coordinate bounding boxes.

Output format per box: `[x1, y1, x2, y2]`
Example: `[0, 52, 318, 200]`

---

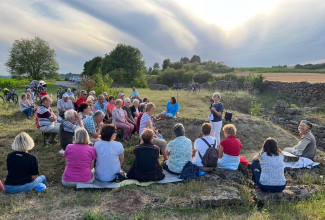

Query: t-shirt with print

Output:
[5, 152, 39, 186]
[193, 136, 217, 167]
[220, 135, 242, 156]
[210, 102, 224, 122]
[139, 113, 152, 139]
[94, 141, 124, 181]
[260, 152, 286, 186]
[166, 136, 193, 173]
[112, 107, 126, 124]
[63, 144, 96, 182]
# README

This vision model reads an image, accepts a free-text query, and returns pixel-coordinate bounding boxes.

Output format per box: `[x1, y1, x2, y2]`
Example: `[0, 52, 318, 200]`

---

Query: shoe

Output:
[58, 149, 65, 155]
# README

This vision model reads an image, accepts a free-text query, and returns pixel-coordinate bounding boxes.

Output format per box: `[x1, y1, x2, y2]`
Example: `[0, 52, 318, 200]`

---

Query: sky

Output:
[0, 0, 325, 76]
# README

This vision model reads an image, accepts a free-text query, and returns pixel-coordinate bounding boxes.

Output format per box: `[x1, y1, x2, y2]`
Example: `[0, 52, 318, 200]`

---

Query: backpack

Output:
[180, 161, 198, 180]
[198, 138, 218, 167]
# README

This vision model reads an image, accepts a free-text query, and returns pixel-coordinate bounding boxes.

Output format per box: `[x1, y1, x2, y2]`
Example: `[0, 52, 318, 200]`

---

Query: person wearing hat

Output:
[57, 93, 74, 118]
[284, 120, 317, 160]
[118, 93, 125, 106]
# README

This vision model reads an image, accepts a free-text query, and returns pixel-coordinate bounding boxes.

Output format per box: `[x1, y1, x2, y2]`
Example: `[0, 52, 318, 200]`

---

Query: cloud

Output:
[0, 0, 325, 76]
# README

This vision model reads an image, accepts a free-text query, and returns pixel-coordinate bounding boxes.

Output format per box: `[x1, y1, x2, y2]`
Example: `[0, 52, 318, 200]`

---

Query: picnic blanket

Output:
[284, 157, 320, 169]
[76, 171, 183, 189]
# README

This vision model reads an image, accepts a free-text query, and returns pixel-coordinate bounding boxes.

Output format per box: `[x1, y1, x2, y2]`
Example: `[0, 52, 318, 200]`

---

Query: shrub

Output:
[146, 75, 158, 85]
[250, 103, 262, 116]
[131, 75, 148, 88]
[93, 70, 113, 95]
[193, 71, 213, 83]
[157, 68, 194, 87]
[0, 78, 30, 89]
[250, 74, 266, 91]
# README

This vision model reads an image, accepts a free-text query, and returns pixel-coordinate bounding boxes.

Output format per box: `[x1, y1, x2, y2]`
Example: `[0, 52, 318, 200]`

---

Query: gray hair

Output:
[98, 95, 105, 100]
[102, 92, 107, 96]
[12, 132, 35, 151]
[133, 99, 139, 105]
[124, 98, 131, 103]
[174, 123, 185, 137]
[80, 90, 87, 95]
[212, 93, 221, 100]
[139, 103, 146, 112]
[89, 90, 96, 95]
[67, 88, 71, 92]
[65, 109, 77, 120]
[94, 110, 105, 118]
[73, 128, 91, 145]
[21, 93, 26, 99]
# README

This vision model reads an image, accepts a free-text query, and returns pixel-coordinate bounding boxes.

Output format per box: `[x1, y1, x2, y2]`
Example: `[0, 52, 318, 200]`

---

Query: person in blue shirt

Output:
[130, 87, 140, 100]
[160, 97, 179, 118]
[65, 88, 74, 97]
[94, 95, 107, 116]
[209, 93, 224, 146]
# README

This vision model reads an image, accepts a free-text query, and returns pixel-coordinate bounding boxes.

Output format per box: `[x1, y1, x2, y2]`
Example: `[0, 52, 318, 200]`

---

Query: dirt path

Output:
[54, 81, 79, 88]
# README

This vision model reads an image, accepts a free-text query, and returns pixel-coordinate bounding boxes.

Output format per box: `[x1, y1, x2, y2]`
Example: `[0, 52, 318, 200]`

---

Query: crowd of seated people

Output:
[7, 88, 318, 194]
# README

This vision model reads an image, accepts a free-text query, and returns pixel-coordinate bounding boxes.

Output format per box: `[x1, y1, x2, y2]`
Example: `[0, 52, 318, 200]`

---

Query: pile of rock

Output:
[149, 84, 169, 91]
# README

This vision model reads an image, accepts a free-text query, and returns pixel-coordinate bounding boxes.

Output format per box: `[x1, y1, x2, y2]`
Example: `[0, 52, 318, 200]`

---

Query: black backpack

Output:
[198, 138, 218, 167]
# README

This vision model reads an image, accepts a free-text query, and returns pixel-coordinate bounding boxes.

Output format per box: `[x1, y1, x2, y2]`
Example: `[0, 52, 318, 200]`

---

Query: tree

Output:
[153, 62, 160, 70]
[100, 44, 146, 84]
[82, 56, 103, 76]
[190, 55, 201, 63]
[6, 37, 59, 79]
[162, 59, 170, 70]
[180, 57, 190, 64]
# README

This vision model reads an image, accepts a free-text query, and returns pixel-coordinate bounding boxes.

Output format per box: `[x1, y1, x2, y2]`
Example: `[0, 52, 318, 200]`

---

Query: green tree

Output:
[101, 44, 146, 84]
[180, 57, 190, 64]
[153, 62, 160, 70]
[82, 56, 103, 76]
[190, 55, 201, 63]
[93, 68, 113, 95]
[162, 59, 170, 70]
[6, 36, 59, 79]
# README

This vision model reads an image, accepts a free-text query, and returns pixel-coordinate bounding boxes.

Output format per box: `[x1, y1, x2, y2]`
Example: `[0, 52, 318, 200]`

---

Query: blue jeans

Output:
[22, 107, 34, 118]
[4, 175, 48, 194]
[251, 161, 286, 193]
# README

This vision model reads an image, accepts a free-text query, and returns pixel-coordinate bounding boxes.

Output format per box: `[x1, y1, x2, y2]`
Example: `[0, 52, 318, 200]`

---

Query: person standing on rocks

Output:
[209, 93, 224, 146]
[283, 120, 316, 160]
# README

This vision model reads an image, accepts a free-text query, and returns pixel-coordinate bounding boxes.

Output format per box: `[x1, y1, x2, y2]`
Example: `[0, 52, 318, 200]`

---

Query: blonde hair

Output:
[141, 129, 154, 142]
[145, 102, 155, 112]
[12, 132, 35, 151]
[73, 128, 91, 145]
[223, 124, 237, 136]
[115, 99, 123, 105]
[212, 93, 221, 100]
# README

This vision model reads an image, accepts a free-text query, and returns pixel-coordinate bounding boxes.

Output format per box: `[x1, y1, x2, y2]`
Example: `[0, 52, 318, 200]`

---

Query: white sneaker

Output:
[58, 149, 65, 155]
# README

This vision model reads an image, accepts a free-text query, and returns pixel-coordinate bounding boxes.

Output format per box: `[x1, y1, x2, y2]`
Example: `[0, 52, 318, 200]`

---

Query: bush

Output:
[146, 75, 158, 85]
[131, 75, 148, 88]
[250, 103, 262, 116]
[193, 71, 213, 83]
[93, 70, 113, 95]
[157, 68, 194, 87]
[250, 74, 266, 91]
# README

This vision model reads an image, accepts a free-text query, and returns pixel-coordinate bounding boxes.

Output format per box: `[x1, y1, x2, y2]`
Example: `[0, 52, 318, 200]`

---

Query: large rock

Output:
[254, 185, 320, 203]
[284, 108, 301, 115]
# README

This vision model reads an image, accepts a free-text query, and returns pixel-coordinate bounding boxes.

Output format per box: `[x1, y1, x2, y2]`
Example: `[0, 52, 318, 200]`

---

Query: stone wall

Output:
[262, 100, 325, 150]
[265, 81, 325, 102]
[149, 84, 169, 91]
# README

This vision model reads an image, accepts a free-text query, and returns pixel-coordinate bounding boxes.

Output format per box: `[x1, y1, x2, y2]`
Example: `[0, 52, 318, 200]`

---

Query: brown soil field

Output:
[247, 73, 325, 83]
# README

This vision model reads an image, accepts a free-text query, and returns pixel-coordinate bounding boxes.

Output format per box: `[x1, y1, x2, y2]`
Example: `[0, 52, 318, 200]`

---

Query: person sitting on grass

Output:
[136, 103, 146, 134]
[128, 129, 165, 182]
[217, 124, 242, 170]
[37, 96, 60, 144]
[106, 95, 116, 118]
[26, 92, 36, 111]
[57, 93, 74, 118]
[82, 110, 105, 143]
[94, 124, 125, 182]
[193, 123, 217, 171]
[19, 93, 35, 119]
[123, 98, 136, 133]
[129, 87, 141, 101]
[77, 90, 88, 107]
[62, 128, 96, 187]
[78, 102, 92, 119]
[283, 120, 316, 160]
[112, 99, 134, 141]
[4, 132, 49, 194]
[59, 109, 84, 153]
[130, 99, 140, 122]
[251, 138, 286, 192]
[163, 123, 192, 175]
[160, 97, 179, 118]
[139, 102, 168, 160]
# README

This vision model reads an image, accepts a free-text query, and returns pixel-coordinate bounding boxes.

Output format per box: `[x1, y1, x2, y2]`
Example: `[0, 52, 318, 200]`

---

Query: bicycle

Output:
[1, 87, 18, 104]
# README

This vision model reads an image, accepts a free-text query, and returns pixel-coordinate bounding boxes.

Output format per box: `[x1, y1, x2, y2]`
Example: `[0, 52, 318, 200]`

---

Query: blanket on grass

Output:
[76, 171, 183, 189]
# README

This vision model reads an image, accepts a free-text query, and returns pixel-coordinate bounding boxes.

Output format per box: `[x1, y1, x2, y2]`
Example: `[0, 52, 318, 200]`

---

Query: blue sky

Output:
[0, 0, 325, 76]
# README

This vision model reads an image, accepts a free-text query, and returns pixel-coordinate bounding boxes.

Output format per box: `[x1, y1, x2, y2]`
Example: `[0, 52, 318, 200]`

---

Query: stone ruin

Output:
[148, 84, 169, 91]
[263, 99, 325, 150]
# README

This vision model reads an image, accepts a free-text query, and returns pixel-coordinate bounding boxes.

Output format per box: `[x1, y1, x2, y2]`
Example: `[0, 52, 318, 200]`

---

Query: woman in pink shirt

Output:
[62, 128, 96, 187]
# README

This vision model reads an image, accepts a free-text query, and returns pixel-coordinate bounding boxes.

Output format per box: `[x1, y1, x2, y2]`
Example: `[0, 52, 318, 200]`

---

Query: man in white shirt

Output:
[57, 93, 74, 118]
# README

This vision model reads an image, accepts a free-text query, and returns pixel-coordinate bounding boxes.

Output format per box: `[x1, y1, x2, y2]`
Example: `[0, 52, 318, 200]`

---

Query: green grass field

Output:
[1, 83, 325, 219]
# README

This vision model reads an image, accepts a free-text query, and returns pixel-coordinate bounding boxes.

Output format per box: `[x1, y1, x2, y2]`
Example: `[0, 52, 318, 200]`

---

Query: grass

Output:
[1, 83, 325, 219]
[235, 67, 325, 73]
